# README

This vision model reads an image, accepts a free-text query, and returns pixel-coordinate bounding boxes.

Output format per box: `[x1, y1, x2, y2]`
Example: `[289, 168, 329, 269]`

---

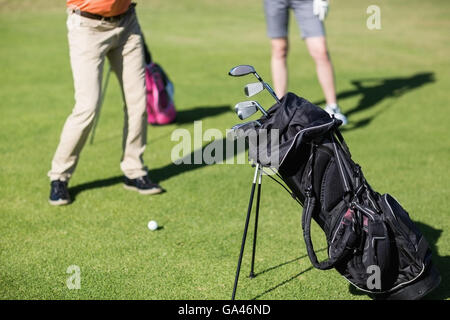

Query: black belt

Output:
[73, 3, 136, 23]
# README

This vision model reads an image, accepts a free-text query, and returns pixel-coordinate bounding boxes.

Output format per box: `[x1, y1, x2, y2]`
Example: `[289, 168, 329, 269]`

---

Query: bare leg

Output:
[305, 36, 336, 105]
[270, 37, 289, 99]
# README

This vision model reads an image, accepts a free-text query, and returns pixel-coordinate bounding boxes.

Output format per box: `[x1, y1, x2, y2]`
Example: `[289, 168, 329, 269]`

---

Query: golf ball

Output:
[148, 220, 158, 231]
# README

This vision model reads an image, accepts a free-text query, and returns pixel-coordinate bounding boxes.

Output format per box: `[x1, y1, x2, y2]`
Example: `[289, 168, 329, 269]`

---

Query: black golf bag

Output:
[235, 93, 441, 299]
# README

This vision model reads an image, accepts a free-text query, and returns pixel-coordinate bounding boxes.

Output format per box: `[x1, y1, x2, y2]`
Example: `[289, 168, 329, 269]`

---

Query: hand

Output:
[313, 0, 329, 21]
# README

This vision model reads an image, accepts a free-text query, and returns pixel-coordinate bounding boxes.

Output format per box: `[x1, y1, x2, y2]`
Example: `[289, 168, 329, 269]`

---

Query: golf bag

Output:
[143, 41, 176, 125]
[235, 93, 441, 299]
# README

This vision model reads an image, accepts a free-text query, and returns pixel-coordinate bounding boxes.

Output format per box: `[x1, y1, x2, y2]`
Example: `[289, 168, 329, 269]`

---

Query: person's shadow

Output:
[174, 105, 231, 125]
[69, 134, 238, 201]
[313, 72, 435, 130]
[348, 221, 448, 300]
[69, 104, 232, 199]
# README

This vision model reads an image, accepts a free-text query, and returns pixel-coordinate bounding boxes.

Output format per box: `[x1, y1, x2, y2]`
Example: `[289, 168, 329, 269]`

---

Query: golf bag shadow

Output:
[235, 92, 441, 300]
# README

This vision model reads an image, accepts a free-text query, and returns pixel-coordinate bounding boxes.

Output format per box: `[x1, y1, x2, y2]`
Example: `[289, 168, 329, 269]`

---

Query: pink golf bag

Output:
[145, 62, 176, 125]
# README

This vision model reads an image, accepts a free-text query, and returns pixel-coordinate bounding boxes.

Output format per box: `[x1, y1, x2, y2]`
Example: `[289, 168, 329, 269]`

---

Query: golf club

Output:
[231, 120, 261, 132]
[229, 65, 280, 103]
[229, 64, 272, 300]
[235, 101, 268, 120]
[244, 82, 264, 98]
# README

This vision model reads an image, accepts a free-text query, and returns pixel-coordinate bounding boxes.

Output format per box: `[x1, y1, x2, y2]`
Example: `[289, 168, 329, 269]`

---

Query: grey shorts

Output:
[264, 0, 325, 39]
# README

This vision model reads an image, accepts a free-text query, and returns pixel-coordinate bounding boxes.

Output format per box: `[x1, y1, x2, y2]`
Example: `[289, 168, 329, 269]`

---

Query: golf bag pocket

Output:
[328, 208, 359, 263]
[380, 194, 422, 247]
[319, 157, 346, 212]
[327, 205, 395, 291]
[378, 194, 429, 281]
[362, 218, 396, 290]
[364, 219, 391, 269]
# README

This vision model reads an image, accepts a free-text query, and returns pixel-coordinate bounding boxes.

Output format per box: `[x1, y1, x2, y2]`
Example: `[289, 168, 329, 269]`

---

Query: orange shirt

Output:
[67, 0, 131, 17]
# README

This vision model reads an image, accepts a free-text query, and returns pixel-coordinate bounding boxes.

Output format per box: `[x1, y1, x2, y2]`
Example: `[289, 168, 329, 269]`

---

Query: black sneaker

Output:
[49, 180, 71, 206]
[123, 175, 163, 195]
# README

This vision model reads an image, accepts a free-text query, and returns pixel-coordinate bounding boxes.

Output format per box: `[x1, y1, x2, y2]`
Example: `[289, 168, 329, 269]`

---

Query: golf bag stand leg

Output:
[231, 164, 261, 300]
[249, 169, 262, 279]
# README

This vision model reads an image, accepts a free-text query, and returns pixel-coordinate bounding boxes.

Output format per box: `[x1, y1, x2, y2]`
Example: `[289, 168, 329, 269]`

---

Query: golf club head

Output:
[235, 101, 258, 120]
[244, 82, 265, 97]
[229, 64, 280, 103]
[235, 100, 268, 120]
[228, 65, 256, 77]
[229, 120, 262, 139]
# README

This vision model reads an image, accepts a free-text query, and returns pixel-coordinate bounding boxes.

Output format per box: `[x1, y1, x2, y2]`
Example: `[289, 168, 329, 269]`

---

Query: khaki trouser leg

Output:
[48, 11, 147, 181]
[107, 13, 147, 179]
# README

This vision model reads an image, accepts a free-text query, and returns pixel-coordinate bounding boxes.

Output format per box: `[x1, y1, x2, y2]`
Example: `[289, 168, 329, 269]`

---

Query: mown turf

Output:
[0, 0, 448, 300]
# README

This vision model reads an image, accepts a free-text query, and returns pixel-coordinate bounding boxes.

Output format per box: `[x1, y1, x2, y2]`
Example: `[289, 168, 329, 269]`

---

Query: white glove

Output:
[313, 0, 329, 21]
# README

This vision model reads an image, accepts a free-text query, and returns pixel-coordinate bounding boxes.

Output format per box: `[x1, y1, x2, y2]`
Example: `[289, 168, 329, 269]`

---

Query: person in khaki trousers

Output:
[49, 0, 162, 205]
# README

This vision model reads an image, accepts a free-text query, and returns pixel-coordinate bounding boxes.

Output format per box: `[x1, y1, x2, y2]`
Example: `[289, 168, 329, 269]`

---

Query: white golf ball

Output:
[148, 220, 158, 231]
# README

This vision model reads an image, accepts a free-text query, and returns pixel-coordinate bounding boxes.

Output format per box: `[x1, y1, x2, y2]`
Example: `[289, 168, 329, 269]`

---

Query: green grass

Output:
[0, 0, 449, 299]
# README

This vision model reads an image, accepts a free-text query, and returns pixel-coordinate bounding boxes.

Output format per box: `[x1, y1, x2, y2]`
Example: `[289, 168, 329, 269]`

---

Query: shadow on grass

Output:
[313, 72, 435, 131]
[151, 135, 245, 183]
[251, 266, 314, 300]
[69, 175, 124, 201]
[249, 248, 326, 300]
[91, 104, 231, 144]
[348, 221, 447, 300]
[70, 104, 233, 200]
[412, 222, 447, 300]
[69, 136, 241, 200]
[174, 105, 231, 124]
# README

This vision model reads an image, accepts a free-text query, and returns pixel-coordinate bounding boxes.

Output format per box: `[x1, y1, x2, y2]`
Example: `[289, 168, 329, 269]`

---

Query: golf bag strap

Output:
[302, 194, 336, 270]
[143, 36, 152, 65]
[333, 129, 352, 158]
